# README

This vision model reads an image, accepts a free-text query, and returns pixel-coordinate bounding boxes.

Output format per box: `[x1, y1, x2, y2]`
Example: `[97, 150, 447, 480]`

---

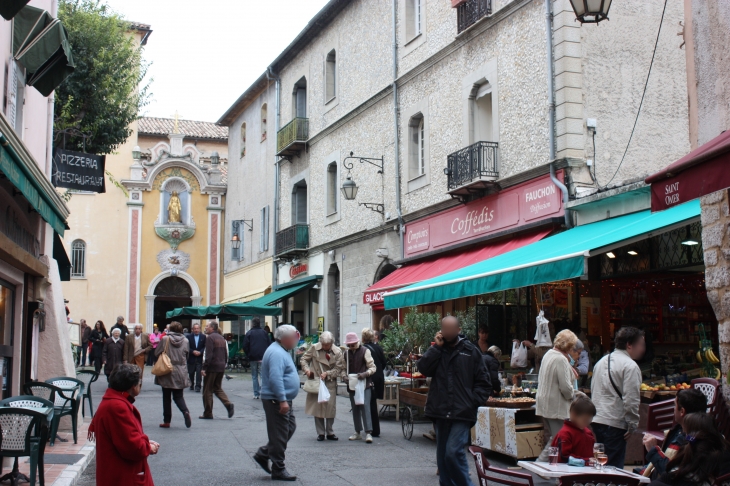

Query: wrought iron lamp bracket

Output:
[342, 152, 384, 174]
[232, 219, 253, 232]
[359, 202, 384, 214]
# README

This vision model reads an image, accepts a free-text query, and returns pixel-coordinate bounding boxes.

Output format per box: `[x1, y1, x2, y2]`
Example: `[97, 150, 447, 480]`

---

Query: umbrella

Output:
[166, 303, 282, 321]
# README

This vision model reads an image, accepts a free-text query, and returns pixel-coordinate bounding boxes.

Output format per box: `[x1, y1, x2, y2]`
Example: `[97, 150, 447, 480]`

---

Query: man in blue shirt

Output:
[186, 323, 206, 392]
[254, 324, 300, 481]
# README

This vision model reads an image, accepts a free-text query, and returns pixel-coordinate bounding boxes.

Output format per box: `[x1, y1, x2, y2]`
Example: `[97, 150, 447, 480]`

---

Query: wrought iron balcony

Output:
[444, 141, 499, 199]
[275, 224, 309, 257]
[276, 117, 309, 158]
[457, 0, 492, 34]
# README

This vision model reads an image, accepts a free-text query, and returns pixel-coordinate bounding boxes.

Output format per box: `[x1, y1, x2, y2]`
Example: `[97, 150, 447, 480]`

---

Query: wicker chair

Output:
[23, 381, 77, 446]
[558, 473, 641, 486]
[0, 407, 48, 486]
[75, 369, 99, 417]
[468, 446, 534, 486]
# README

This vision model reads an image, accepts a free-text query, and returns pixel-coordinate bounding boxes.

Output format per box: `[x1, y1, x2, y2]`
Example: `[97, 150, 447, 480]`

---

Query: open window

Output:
[261, 104, 267, 142]
[469, 80, 494, 143]
[406, 0, 423, 42]
[325, 50, 336, 102]
[408, 113, 425, 180]
[293, 77, 307, 119]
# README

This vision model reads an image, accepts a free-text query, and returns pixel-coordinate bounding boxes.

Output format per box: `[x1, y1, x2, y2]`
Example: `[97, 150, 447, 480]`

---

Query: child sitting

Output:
[552, 395, 596, 463]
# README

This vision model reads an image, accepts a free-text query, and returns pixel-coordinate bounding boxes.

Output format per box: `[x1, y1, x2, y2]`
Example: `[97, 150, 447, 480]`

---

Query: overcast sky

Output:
[105, 0, 330, 123]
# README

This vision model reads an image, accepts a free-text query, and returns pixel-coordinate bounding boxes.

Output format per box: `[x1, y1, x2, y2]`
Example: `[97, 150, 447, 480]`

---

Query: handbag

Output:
[151, 337, 173, 376]
[303, 349, 323, 394]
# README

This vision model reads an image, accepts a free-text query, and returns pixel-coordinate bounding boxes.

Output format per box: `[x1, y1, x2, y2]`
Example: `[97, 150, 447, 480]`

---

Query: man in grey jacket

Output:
[591, 326, 645, 468]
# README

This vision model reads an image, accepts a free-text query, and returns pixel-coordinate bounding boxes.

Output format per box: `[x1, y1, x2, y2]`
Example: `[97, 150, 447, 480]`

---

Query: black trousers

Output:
[92, 355, 102, 374]
[258, 399, 296, 474]
[162, 388, 189, 424]
[369, 387, 381, 436]
[188, 358, 202, 390]
[592, 422, 628, 468]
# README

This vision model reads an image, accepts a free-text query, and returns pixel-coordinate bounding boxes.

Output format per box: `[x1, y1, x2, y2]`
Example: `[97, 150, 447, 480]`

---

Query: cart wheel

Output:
[401, 406, 414, 440]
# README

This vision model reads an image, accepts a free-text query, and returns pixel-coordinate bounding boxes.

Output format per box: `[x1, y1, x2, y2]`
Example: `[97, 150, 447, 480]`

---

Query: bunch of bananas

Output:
[697, 348, 720, 364]
[700, 366, 722, 379]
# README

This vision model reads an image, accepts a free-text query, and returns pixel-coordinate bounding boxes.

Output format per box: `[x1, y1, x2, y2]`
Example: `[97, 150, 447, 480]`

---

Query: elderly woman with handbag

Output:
[300, 331, 344, 441]
[153, 321, 192, 429]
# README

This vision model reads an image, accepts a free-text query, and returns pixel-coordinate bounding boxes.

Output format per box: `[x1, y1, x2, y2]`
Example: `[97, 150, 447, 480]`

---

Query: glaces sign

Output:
[289, 262, 308, 279]
[404, 172, 564, 258]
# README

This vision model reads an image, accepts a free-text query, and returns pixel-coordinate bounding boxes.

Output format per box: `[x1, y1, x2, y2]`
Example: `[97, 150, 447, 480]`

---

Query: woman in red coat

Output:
[88, 364, 159, 485]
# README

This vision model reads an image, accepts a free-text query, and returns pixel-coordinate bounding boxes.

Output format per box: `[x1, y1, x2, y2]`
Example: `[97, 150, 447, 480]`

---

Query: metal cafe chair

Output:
[0, 407, 49, 486]
[558, 473, 641, 486]
[468, 446, 534, 486]
[23, 382, 77, 446]
[74, 370, 99, 418]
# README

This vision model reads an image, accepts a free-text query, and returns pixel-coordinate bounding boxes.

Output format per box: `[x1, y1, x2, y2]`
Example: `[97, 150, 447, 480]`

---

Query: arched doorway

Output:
[372, 259, 398, 331]
[153, 277, 192, 330]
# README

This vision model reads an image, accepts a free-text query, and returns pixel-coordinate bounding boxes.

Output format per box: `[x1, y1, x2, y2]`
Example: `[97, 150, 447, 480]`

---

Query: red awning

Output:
[362, 228, 552, 305]
[646, 130, 730, 212]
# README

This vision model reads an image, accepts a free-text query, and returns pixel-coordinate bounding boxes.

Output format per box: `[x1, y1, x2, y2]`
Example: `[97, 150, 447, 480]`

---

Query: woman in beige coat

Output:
[301, 331, 344, 441]
[154, 321, 192, 429]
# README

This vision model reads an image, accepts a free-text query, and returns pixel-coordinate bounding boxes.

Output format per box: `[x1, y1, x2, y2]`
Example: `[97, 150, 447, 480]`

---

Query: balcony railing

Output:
[457, 0, 492, 34]
[445, 141, 499, 192]
[275, 224, 309, 257]
[276, 117, 309, 157]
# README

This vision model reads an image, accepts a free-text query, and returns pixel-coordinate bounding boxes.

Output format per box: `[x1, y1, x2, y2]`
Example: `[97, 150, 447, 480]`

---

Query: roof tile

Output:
[138, 117, 228, 141]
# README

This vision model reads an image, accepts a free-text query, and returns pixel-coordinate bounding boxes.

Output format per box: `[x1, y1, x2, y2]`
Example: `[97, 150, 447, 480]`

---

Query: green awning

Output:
[13, 5, 74, 96]
[247, 275, 321, 307]
[166, 303, 282, 321]
[53, 232, 71, 281]
[0, 133, 67, 235]
[384, 200, 701, 309]
[0, 0, 30, 20]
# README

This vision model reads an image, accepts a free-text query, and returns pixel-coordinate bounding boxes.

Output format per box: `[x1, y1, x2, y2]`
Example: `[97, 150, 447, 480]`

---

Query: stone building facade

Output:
[221, 0, 690, 342]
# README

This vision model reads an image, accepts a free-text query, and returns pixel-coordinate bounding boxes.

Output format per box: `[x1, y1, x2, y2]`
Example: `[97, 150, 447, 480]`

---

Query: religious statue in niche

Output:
[168, 191, 182, 224]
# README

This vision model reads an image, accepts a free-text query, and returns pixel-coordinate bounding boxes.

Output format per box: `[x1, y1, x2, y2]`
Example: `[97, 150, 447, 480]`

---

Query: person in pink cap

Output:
[343, 332, 376, 443]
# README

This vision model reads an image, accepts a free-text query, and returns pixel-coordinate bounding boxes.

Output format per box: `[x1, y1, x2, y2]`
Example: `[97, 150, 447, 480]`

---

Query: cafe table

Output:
[0, 402, 54, 484]
[516, 461, 650, 484]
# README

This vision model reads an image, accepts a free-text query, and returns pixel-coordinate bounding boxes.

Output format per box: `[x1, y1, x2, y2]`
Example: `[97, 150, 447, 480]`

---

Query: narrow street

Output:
[78, 368, 517, 485]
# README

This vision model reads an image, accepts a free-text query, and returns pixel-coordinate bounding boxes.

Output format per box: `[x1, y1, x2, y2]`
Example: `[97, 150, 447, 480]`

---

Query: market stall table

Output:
[472, 405, 544, 459]
[517, 461, 650, 484]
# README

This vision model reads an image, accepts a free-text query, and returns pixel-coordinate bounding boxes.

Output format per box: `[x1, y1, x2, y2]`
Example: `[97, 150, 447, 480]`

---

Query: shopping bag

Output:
[151, 337, 173, 376]
[354, 377, 366, 405]
[318, 379, 331, 404]
[510, 341, 528, 368]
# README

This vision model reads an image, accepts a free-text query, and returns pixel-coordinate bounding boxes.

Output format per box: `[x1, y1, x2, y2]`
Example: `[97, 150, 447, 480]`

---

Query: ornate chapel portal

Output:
[152, 277, 192, 329]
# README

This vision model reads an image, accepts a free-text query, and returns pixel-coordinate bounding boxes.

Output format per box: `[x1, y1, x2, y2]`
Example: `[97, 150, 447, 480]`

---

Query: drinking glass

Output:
[596, 453, 608, 472]
[593, 443, 604, 470]
[547, 447, 559, 465]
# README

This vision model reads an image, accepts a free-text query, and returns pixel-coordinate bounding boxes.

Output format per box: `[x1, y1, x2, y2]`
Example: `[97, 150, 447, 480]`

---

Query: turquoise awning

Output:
[246, 275, 321, 307]
[384, 200, 701, 309]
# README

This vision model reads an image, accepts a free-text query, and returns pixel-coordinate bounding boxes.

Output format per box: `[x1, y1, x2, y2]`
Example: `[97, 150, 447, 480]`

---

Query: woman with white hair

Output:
[102, 328, 125, 381]
[301, 331, 344, 441]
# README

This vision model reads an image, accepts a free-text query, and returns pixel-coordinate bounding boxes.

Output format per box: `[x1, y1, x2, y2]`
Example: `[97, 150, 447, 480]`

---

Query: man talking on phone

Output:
[417, 316, 491, 486]
[254, 325, 300, 481]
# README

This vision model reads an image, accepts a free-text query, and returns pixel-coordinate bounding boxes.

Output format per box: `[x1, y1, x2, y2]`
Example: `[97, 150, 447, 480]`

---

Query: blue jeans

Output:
[434, 419, 474, 486]
[592, 423, 627, 468]
[251, 361, 262, 397]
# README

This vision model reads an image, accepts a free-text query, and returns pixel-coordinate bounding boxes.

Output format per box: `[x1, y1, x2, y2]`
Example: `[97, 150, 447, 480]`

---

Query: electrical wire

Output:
[602, 0, 669, 188]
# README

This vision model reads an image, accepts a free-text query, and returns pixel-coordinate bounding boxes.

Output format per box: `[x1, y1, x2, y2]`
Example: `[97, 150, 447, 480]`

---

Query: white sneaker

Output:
[365, 433, 373, 443]
[349, 433, 361, 441]
[253, 394, 259, 399]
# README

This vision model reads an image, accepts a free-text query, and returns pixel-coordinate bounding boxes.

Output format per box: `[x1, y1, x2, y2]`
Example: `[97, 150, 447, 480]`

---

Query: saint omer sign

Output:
[52, 148, 106, 193]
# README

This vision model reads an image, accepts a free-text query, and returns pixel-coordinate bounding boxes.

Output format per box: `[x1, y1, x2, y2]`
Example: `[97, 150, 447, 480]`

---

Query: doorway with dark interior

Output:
[153, 277, 193, 331]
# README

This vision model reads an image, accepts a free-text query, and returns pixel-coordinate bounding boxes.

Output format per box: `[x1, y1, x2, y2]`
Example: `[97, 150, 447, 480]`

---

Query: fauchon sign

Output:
[404, 172, 564, 259]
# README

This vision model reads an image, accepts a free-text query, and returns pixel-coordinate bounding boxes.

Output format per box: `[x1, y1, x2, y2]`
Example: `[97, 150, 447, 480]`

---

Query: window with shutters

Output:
[259, 206, 270, 252]
[325, 50, 336, 102]
[71, 240, 86, 278]
[4, 62, 25, 137]
[408, 113, 426, 180]
[291, 181, 308, 225]
[261, 104, 267, 142]
[406, 0, 423, 42]
[231, 222, 242, 261]
[293, 77, 307, 119]
[326, 162, 338, 215]
[240, 123, 246, 157]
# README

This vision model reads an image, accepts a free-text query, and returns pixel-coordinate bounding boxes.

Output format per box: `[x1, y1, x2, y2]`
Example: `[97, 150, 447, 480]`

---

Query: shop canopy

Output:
[646, 130, 730, 212]
[166, 303, 282, 321]
[363, 228, 552, 305]
[13, 5, 75, 96]
[245, 275, 321, 307]
[0, 0, 30, 20]
[384, 199, 701, 310]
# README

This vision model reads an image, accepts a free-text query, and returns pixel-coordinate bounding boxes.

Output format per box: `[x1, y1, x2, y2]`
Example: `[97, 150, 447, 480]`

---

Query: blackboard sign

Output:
[52, 148, 106, 193]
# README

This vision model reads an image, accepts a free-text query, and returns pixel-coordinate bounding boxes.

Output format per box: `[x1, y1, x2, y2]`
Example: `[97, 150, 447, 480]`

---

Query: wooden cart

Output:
[399, 387, 429, 440]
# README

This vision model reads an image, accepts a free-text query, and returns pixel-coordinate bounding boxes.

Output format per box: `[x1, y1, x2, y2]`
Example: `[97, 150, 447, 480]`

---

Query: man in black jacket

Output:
[110, 316, 129, 341]
[242, 317, 271, 399]
[417, 316, 490, 486]
[187, 323, 206, 392]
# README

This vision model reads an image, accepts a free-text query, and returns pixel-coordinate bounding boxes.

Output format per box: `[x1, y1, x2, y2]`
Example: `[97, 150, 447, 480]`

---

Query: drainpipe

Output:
[393, 0, 405, 257]
[267, 67, 282, 293]
[545, 0, 571, 228]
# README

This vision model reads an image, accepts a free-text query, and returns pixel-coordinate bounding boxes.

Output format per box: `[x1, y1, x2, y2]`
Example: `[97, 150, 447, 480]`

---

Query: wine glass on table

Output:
[593, 443, 604, 470]
[596, 452, 608, 472]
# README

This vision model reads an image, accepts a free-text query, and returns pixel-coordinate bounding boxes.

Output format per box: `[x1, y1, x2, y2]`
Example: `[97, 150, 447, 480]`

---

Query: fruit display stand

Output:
[697, 324, 722, 380]
[472, 405, 545, 459]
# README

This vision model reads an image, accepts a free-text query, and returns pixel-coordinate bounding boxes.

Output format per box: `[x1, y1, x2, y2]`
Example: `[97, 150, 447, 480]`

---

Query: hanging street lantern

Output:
[569, 0, 611, 24]
[340, 173, 359, 201]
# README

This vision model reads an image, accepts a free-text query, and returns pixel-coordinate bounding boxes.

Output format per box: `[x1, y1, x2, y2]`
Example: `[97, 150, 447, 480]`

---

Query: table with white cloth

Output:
[516, 461, 650, 484]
